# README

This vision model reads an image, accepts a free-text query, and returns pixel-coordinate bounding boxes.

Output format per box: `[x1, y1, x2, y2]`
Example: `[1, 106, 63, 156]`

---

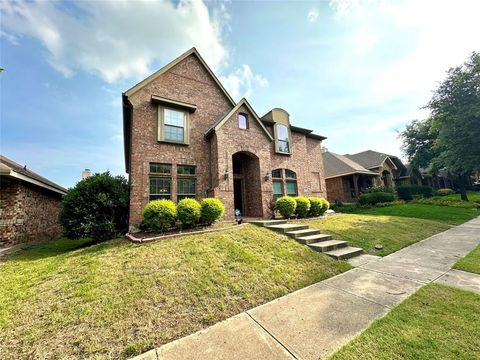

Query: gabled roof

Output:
[0, 155, 67, 195]
[124, 47, 236, 106]
[345, 150, 400, 170]
[322, 151, 378, 179]
[204, 98, 274, 141]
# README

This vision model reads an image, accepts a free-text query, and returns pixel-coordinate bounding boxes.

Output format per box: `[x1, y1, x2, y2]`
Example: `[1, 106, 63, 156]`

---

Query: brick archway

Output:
[232, 151, 263, 217]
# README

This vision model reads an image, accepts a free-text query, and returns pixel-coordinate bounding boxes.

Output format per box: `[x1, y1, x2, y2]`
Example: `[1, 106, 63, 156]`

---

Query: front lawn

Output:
[302, 214, 449, 256]
[0, 225, 349, 359]
[454, 244, 480, 274]
[357, 203, 478, 225]
[329, 283, 480, 360]
[443, 191, 480, 202]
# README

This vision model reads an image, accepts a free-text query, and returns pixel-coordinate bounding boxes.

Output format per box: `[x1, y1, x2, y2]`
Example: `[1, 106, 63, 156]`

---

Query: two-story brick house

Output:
[123, 48, 327, 227]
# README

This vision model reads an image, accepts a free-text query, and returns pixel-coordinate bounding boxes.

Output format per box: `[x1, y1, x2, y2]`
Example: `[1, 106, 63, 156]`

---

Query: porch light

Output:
[224, 169, 229, 180]
[264, 172, 270, 182]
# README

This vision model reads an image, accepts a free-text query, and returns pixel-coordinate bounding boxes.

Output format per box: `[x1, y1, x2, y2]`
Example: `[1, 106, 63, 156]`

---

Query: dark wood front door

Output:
[233, 179, 243, 214]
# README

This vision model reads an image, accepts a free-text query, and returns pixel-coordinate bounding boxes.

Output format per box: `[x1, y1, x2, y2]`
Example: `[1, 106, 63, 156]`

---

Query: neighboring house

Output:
[323, 150, 422, 203]
[122, 48, 327, 226]
[0, 155, 66, 247]
[420, 167, 455, 189]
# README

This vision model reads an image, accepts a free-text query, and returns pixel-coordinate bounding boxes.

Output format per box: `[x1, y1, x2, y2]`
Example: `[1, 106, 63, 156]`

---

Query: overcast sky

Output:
[1, 0, 479, 188]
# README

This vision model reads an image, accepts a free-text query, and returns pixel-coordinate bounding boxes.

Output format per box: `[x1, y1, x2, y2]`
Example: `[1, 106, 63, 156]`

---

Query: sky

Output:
[1, 0, 479, 189]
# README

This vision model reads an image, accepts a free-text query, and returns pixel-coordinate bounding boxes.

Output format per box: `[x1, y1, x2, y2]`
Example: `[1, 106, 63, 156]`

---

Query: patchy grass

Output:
[357, 204, 478, 225]
[301, 214, 449, 256]
[0, 225, 349, 359]
[329, 284, 480, 360]
[454, 244, 480, 275]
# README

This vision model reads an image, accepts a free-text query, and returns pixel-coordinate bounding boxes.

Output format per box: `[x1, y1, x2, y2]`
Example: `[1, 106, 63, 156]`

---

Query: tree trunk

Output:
[459, 174, 469, 201]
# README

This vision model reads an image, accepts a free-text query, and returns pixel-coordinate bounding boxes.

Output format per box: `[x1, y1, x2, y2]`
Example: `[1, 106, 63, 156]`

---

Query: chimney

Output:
[82, 168, 92, 179]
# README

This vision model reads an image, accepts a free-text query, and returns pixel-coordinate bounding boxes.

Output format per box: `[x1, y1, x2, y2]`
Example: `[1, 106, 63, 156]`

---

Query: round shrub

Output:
[320, 197, 330, 213]
[142, 199, 177, 232]
[293, 197, 310, 218]
[436, 188, 455, 196]
[276, 196, 296, 218]
[177, 198, 201, 227]
[308, 197, 323, 217]
[358, 192, 395, 205]
[200, 198, 225, 225]
[59, 172, 129, 241]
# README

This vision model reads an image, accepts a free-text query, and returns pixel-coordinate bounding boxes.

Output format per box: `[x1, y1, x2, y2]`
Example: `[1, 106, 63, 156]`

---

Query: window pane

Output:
[150, 163, 171, 174]
[273, 181, 283, 195]
[278, 140, 290, 153]
[164, 108, 185, 127]
[277, 124, 289, 141]
[238, 114, 248, 129]
[150, 177, 171, 197]
[164, 125, 184, 142]
[285, 170, 296, 179]
[286, 181, 297, 196]
[177, 165, 196, 175]
[272, 169, 282, 178]
[177, 178, 196, 196]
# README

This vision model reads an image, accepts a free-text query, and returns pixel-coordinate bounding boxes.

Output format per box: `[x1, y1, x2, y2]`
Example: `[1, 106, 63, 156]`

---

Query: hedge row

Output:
[276, 196, 329, 218]
[358, 191, 395, 205]
[142, 198, 225, 232]
[397, 185, 433, 200]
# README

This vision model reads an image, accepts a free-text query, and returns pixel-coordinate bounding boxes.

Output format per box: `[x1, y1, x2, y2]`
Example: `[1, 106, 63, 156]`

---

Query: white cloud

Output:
[221, 64, 268, 99]
[307, 8, 319, 23]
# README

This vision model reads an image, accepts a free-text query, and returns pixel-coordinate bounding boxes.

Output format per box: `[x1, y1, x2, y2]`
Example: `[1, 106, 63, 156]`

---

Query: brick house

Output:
[0, 155, 66, 247]
[323, 149, 423, 203]
[122, 48, 327, 227]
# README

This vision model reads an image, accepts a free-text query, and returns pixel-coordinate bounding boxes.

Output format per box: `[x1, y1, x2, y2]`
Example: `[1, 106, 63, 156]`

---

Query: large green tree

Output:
[401, 52, 480, 201]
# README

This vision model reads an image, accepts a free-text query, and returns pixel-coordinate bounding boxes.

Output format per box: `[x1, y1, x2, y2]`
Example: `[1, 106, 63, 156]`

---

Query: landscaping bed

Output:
[0, 225, 350, 359]
[329, 284, 480, 360]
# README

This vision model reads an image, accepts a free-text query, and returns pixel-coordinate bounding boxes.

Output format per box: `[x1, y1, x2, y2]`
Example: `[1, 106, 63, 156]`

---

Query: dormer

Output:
[262, 108, 292, 155]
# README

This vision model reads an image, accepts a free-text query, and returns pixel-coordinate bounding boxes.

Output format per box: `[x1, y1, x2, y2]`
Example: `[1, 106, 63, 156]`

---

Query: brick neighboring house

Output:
[122, 48, 327, 227]
[0, 155, 66, 247]
[323, 149, 423, 203]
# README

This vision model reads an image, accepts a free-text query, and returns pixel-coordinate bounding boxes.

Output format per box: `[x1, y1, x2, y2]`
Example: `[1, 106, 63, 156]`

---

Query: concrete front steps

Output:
[251, 220, 362, 260]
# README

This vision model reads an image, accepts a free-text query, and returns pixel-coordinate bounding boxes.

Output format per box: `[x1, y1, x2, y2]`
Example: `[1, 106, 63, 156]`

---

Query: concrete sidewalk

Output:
[133, 217, 480, 360]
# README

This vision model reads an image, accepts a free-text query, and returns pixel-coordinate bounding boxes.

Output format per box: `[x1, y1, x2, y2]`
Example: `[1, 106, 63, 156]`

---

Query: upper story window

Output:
[158, 107, 189, 144]
[238, 113, 248, 129]
[275, 124, 290, 154]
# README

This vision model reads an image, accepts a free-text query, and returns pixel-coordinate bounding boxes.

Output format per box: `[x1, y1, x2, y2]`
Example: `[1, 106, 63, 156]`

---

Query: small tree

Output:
[60, 172, 129, 240]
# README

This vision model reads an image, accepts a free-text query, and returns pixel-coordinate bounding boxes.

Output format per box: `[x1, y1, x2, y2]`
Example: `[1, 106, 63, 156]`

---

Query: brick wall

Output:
[0, 178, 63, 247]
[325, 177, 353, 203]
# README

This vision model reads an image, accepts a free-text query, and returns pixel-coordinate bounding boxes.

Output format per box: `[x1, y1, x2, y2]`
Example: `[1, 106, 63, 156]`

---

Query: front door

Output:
[233, 179, 243, 214]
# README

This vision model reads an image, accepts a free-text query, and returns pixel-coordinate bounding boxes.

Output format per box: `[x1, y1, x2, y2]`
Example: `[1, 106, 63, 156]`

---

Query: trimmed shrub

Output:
[200, 198, 225, 225]
[320, 197, 330, 213]
[436, 188, 455, 196]
[363, 186, 394, 194]
[177, 198, 201, 227]
[59, 172, 129, 241]
[276, 196, 296, 218]
[142, 199, 177, 232]
[397, 185, 434, 200]
[358, 192, 395, 205]
[308, 197, 323, 217]
[294, 197, 311, 218]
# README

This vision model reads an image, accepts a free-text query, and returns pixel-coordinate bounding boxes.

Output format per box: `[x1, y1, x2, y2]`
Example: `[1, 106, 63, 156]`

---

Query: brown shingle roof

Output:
[322, 151, 378, 178]
[0, 155, 67, 194]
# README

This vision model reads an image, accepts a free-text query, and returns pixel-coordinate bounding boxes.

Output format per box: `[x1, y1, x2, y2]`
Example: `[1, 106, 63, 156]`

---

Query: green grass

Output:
[443, 191, 480, 202]
[0, 225, 349, 359]
[329, 283, 480, 360]
[357, 204, 478, 225]
[454, 244, 480, 274]
[302, 214, 449, 256]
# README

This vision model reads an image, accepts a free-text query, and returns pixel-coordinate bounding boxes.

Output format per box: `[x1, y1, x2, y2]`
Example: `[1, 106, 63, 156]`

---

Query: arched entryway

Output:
[382, 170, 391, 187]
[232, 151, 263, 217]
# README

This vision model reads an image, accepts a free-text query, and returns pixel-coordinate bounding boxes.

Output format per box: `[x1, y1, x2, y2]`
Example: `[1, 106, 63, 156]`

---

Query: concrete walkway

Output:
[132, 217, 480, 360]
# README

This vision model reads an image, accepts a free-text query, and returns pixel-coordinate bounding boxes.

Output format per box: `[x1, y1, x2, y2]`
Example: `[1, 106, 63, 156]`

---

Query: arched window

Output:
[238, 113, 248, 129]
[275, 124, 290, 154]
[271, 169, 297, 198]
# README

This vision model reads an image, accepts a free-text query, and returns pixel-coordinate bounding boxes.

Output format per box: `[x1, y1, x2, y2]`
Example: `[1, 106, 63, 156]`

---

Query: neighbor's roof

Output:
[322, 151, 378, 179]
[345, 150, 400, 170]
[0, 155, 67, 195]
